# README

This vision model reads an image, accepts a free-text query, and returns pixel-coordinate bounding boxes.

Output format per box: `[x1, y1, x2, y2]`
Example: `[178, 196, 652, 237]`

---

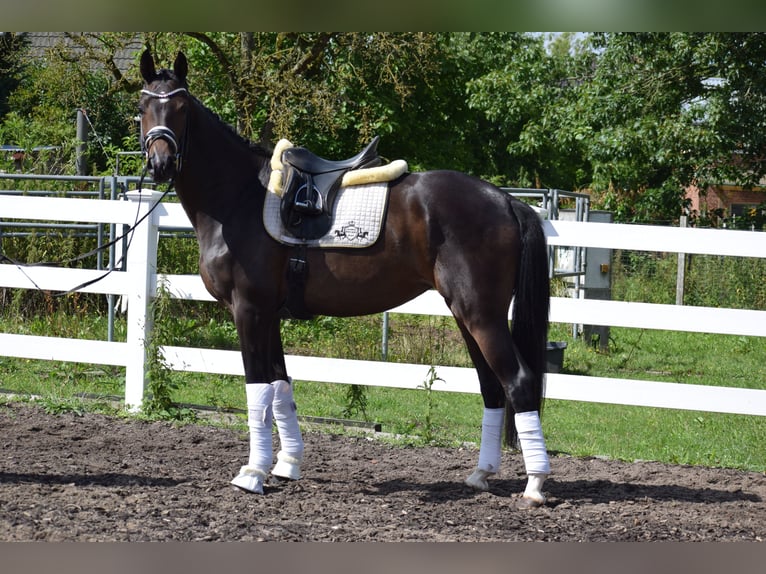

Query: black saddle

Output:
[280, 136, 382, 240]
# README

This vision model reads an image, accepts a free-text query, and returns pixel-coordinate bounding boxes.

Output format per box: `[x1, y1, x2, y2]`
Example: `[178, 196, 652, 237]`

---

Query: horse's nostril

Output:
[147, 154, 176, 182]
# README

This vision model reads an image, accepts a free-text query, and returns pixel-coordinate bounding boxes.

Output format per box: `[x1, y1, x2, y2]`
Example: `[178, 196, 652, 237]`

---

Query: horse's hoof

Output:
[271, 451, 302, 480]
[513, 495, 546, 510]
[230, 465, 267, 494]
[465, 468, 493, 492]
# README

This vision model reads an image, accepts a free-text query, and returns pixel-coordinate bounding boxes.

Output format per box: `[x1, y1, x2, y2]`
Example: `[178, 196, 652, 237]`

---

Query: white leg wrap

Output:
[271, 379, 303, 480]
[515, 411, 550, 504]
[515, 411, 550, 475]
[465, 407, 504, 491]
[231, 383, 275, 494]
[477, 407, 504, 473]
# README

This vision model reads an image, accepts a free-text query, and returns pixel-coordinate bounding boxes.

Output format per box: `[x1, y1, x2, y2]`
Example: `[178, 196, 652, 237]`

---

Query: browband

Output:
[140, 88, 188, 99]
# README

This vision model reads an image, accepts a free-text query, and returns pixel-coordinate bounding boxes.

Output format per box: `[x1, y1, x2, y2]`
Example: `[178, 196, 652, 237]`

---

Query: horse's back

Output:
[392, 169, 522, 224]
[389, 170, 524, 247]
[395, 169, 509, 201]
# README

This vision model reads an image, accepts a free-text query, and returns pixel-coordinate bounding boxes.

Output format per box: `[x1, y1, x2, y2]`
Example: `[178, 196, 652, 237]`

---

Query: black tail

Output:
[504, 197, 550, 446]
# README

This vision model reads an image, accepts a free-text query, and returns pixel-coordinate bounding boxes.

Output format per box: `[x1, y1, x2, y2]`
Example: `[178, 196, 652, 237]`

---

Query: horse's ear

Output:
[173, 52, 188, 84]
[140, 49, 156, 83]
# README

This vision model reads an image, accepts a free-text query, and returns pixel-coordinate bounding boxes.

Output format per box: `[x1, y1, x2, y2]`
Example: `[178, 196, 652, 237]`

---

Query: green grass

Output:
[549, 326, 766, 470]
[0, 309, 764, 472]
[544, 400, 765, 470]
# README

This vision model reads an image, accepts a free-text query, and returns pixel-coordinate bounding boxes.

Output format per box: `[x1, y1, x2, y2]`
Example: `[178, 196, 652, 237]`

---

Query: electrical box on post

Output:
[582, 210, 613, 350]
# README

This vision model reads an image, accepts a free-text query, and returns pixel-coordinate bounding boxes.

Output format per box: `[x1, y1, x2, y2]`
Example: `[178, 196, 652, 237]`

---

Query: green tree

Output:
[465, 32, 766, 223]
[464, 32, 592, 188]
[137, 33, 566, 179]
[3, 33, 567, 184]
[0, 33, 28, 120]
[6, 31, 766, 224]
[570, 33, 766, 223]
[0, 33, 143, 174]
[143, 32, 445, 160]
[383, 32, 525, 177]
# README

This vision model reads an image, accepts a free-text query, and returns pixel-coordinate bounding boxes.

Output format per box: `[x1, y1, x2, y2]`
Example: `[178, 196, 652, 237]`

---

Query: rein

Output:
[0, 167, 173, 295]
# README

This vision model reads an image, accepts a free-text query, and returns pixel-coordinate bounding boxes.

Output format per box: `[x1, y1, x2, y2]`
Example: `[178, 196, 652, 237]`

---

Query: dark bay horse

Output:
[139, 50, 551, 507]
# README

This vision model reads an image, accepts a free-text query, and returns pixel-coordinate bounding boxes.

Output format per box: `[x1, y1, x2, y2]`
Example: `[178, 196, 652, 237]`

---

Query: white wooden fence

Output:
[2, 191, 766, 416]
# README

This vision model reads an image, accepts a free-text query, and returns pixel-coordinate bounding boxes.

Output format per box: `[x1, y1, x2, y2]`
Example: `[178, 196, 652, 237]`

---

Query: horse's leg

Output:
[455, 321, 506, 492]
[231, 380, 304, 492]
[262, 308, 304, 480]
[231, 381, 275, 494]
[474, 323, 549, 506]
[450, 305, 549, 506]
[230, 304, 302, 493]
[271, 376, 304, 480]
[514, 408, 548, 507]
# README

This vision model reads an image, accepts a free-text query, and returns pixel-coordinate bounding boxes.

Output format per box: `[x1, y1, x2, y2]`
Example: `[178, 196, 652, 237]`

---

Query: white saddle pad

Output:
[263, 182, 389, 248]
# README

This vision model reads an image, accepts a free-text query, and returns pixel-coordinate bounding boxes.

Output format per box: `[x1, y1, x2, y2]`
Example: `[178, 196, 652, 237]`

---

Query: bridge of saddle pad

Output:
[263, 182, 389, 248]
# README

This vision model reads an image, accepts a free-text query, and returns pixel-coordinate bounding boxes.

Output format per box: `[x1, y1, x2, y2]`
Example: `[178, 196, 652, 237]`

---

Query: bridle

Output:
[140, 87, 189, 174]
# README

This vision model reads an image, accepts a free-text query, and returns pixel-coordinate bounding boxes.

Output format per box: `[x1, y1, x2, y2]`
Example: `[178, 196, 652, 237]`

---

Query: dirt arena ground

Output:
[1, 401, 764, 542]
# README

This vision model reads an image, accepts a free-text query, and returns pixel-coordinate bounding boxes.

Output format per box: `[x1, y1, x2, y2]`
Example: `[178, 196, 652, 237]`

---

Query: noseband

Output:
[140, 87, 188, 173]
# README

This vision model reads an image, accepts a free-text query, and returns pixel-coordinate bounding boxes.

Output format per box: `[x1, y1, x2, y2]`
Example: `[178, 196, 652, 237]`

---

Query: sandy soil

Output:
[1, 402, 764, 541]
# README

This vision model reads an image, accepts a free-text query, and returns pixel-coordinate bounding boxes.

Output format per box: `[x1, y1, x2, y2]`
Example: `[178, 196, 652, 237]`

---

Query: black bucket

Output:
[546, 341, 568, 373]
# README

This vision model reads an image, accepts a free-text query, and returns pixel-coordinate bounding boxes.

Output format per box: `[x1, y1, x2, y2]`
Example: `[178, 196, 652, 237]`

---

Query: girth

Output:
[279, 136, 382, 240]
[281, 244, 313, 320]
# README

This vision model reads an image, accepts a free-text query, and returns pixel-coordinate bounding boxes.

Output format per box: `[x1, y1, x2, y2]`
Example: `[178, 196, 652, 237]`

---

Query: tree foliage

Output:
[141, 33, 445, 161]
[0, 33, 144, 173]
[0, 33, 28, 119]
[2, 32, 765, 223]
[568, 33, 766, 222]
[465, 32, 594, 188]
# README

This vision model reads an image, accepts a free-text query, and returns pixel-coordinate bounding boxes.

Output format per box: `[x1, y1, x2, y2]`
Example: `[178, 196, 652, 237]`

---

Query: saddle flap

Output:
[263, 181, 391, 250]
[280, 168, 341, 238]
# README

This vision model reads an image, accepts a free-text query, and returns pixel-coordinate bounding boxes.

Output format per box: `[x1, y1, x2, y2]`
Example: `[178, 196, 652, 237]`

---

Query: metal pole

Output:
[381, 311, 389, 360]
[76, 109, 88, 176]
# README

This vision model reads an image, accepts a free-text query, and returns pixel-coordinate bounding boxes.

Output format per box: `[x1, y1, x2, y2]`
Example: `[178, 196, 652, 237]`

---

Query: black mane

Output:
[189, 93, 272, 159]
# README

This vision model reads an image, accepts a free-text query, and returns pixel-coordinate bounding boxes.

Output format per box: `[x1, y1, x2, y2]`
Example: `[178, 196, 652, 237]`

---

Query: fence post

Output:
[76, 109, 89, 176]
[676, 215, 687, 305]
[123, 189, 163, 411]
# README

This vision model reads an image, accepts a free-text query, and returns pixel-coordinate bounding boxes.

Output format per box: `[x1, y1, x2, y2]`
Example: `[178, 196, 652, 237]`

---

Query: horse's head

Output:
[139, 49, 190, 183]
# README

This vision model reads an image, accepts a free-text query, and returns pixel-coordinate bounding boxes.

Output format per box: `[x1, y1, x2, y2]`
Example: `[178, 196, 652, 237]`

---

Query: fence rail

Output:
[2, 191, 766, 416]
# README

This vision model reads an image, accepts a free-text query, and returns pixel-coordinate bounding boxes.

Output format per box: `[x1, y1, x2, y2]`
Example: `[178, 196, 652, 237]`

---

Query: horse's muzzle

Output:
[144, 125, 181, 183]
[146, 150, 177, 183]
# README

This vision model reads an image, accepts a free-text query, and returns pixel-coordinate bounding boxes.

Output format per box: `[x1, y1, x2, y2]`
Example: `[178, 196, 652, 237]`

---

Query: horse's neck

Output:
[175, 108, 267, 223]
